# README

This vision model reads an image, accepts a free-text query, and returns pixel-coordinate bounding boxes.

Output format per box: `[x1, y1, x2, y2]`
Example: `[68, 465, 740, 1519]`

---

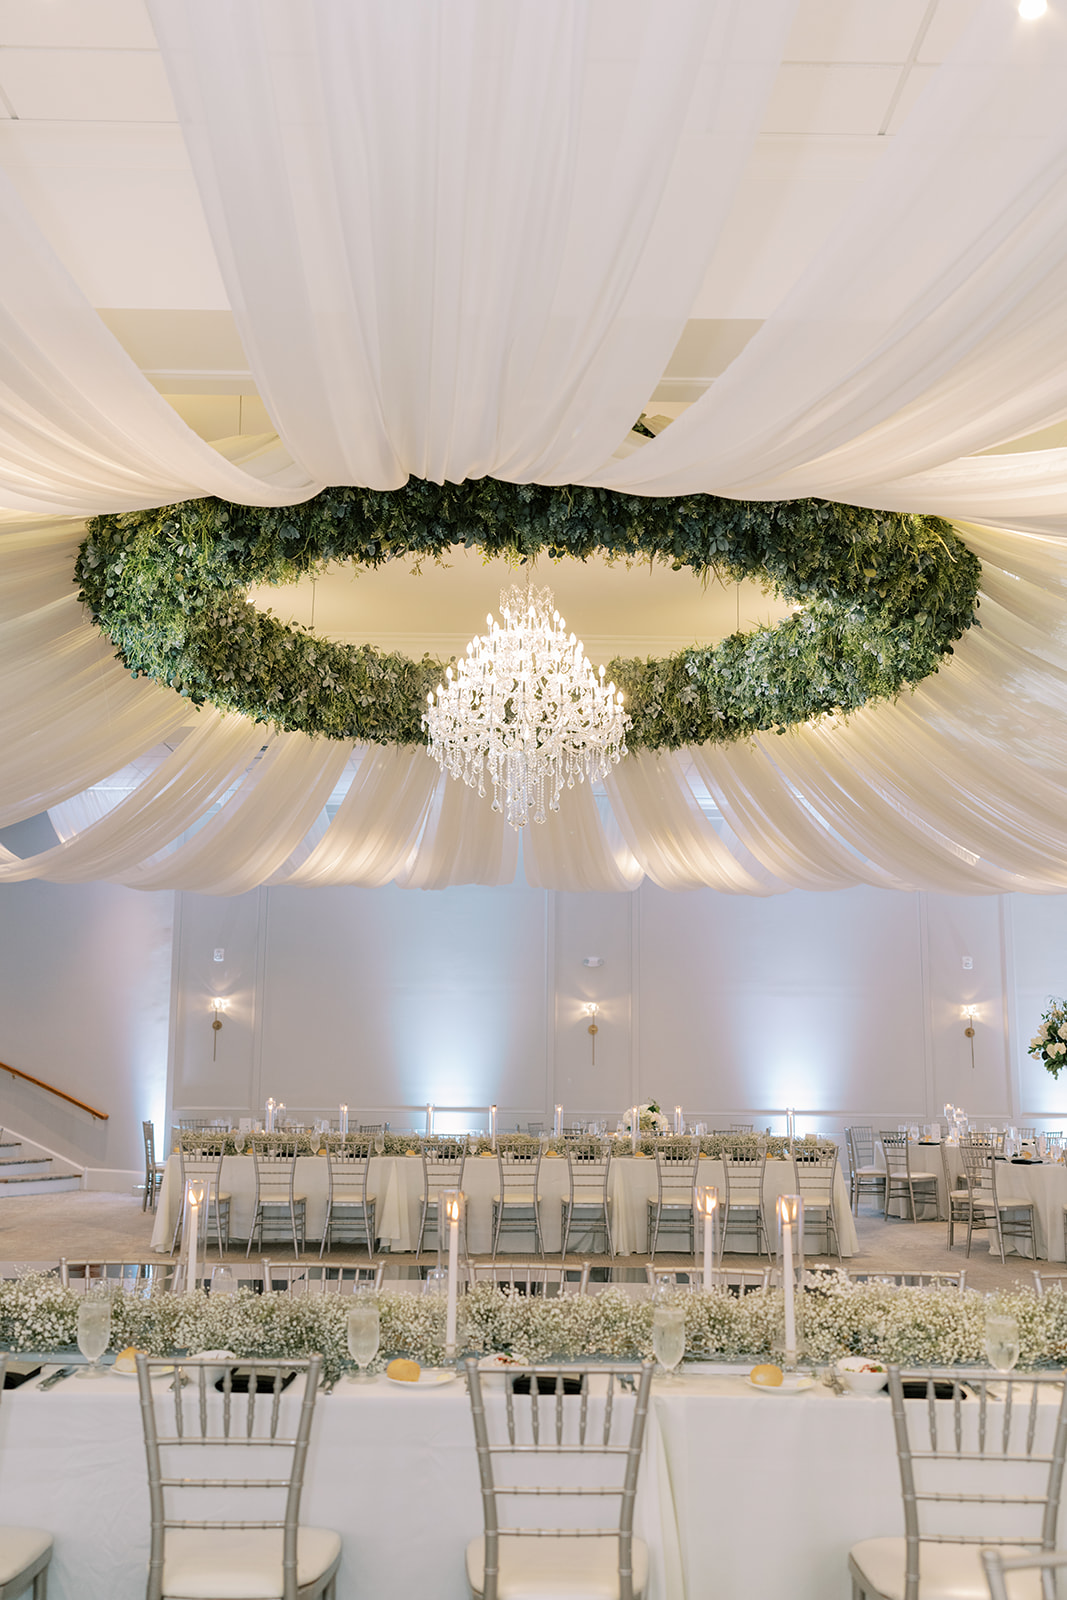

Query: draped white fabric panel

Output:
[147, 0, 797, 487]
[597, 0, 1067, 523]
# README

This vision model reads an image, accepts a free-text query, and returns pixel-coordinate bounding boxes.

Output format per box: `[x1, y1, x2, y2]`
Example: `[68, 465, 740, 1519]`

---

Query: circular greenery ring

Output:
[76, 480, 980, 751]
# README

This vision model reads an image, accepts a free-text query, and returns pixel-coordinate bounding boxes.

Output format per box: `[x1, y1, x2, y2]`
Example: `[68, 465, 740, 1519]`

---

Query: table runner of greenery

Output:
[3, 1273, 1064, 1385]
[174, 1129, 836, 1161]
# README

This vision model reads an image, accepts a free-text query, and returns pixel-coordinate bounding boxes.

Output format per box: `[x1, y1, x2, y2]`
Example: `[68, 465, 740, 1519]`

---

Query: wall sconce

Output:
[583, 1003, 600, 1066]
[962, 1005, 978, 1069]
[210, 997, 229, 1061]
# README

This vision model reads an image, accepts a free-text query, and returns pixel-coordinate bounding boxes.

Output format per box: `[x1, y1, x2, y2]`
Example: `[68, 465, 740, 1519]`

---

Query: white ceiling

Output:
[0, 0, 998, 655]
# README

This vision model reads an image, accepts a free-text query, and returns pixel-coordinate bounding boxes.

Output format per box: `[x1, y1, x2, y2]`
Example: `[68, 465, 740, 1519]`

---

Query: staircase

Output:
[0, 1129, 83, 1196]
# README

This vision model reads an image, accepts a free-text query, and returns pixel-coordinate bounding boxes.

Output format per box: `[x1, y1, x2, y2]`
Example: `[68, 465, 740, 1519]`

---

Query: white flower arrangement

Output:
[7, 1272, 1067, 1380]
[621, 1103, 671, 1136]
[1029, 999, 1067, 1079]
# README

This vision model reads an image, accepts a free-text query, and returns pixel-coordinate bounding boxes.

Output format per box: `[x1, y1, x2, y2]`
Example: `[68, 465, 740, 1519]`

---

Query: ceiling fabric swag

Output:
[147, 0, 797, 488]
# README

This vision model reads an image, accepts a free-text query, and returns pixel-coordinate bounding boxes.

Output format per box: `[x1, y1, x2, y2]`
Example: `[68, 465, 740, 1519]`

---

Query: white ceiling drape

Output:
[3, 3, 1067, 892]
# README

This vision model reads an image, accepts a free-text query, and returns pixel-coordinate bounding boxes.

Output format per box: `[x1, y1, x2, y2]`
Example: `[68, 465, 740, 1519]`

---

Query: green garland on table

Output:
[3, 1274, 1064, 1385]
[75, 481, 981, 750]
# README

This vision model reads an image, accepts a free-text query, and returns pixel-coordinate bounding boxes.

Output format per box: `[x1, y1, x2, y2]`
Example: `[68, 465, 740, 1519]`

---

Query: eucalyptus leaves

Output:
[76, 480, 980, 750]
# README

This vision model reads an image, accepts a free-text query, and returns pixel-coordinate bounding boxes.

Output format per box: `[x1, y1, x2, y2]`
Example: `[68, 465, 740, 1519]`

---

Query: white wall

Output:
[165, 875, 1067, 1139]
[0, 817, 174, 1176]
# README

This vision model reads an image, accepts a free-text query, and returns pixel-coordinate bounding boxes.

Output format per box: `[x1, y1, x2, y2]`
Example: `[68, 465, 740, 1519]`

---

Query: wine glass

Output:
[651, 1304, 686, 1383]
[346, 1293, 381, 1381]
[984, 1312, 1020, 1374]
[76, 1288, 112, 1379]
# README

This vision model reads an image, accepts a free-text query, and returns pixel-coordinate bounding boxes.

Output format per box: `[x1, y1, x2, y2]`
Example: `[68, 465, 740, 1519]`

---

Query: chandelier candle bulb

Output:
[442, 1190, 462, 1357]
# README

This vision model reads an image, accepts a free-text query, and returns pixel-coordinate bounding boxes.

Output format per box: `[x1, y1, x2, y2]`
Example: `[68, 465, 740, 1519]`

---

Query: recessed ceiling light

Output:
[1019, 0, 1048, 18]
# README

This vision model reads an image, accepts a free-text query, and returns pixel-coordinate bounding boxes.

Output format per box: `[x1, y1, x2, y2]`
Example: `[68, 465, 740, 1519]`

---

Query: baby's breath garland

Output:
[3, 1273, 1065, 1383]
[75, 481, 980, 750]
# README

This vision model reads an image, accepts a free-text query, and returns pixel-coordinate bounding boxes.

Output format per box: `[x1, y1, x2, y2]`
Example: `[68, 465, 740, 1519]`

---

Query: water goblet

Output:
[76, 1288, 112, 1379]
[374, 1131, 386, 1158]
[984, 1312, 1020, 1374]
[210, 1265, 236, 1296]
[346, 1292, 381, 1381]
[651, 1304, 686, 1383]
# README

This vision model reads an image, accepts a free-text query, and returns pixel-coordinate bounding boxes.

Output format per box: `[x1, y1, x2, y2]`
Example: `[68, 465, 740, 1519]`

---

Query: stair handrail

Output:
[0, 1061, 108, 1122]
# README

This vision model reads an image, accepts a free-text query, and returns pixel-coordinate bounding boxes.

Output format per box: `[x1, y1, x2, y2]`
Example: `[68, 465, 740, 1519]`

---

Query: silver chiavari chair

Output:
[168, 1138, 231, 1257]
[845, 1126, 887, 1215]
[1032, 1271, 1067, 1296]
[646, 1137, 700, 1259]
[135, 1354, 341, 1600]
[959, 1140, 1037, 1263]
[0, 1356, 53, 1599]
[491, 1143, 545, 1259]
[467, 1261, 590, 1297]
[319, 1139, 377, 1259]
[790, 1143, 842, 1259]
[247, 1137, 307, 1259]
[879, 1132, 940, 1223]
[463, 1357, 654, 1600]
[262, 1260, 384, 1294]
[849, 1369, 1067, 1600]
[560, 1140, 613, 1260]
[142, 1120, 166, 1212]
[416, 1136, 468, 1257]
[720, 1142, 771, 1258]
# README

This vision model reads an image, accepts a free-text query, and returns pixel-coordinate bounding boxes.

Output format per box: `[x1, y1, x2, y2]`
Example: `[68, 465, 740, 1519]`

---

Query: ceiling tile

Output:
[0, 0, 156, 49]
[0, 47, 175, 121]
[784, 0, 933, 63]
[763, 64, 902, 136]
[919, 0, 984, 63]
[884, 64, 938, 134]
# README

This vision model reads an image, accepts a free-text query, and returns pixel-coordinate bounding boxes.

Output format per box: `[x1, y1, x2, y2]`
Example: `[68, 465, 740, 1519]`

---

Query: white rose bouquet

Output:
[622, 1102, 671, 1135]
[1029, 999, 1067, 1079]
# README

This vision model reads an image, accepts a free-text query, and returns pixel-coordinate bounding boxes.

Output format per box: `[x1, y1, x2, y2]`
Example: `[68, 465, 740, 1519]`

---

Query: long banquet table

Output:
[152, 1151, 858, 1258]
[1, 1361, 1058, 1600]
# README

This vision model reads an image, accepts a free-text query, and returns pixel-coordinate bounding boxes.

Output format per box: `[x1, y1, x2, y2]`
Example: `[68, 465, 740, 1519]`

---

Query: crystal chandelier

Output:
[423, 582, 629, 829]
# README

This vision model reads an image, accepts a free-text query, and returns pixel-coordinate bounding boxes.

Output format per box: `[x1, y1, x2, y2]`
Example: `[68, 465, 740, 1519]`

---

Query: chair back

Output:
[880, 1132, 912, 1179]
[644, 1263, 770, 1294]
[959, 1139, 996, 1205]
[325, 1138, 373, 1194]
[136, 1354, 325, 1600]
[1033, 1272, 1067, 1297]
[790, 1143, 837, 1205]
[251, 1136, 302, 1194]
[142, 1120, 157, 1167]
[468, 1261, 590, 1296]
[497, 1141, 544, 1199]
[847, 1125, 876, 1166]
[886, 1368, 1067, 1600]
[61, 1259, 179, 1293]
[722, 1143, 766, 1206]
[654, 1137, 700, 1206]
[565, 1139, 611, 1203]
[464, 1357, 654, 1600]
[421, 1136, 468, 1199]
[846, 1269, 965, 1292]
[262, 1260, 384, 1294]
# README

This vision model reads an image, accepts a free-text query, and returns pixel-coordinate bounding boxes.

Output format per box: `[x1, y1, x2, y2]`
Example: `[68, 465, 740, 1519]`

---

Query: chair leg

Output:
[33, 1567, 48, 1600]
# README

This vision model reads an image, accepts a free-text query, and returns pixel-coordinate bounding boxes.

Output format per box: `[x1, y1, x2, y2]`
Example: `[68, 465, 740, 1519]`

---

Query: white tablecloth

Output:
[153, 1153, 858, 1259]
[2, 1364, 1060, 1600]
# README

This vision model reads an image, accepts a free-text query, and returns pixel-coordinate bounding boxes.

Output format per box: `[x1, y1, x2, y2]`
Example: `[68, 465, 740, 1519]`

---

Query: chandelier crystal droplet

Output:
[422, 583, 630, 829]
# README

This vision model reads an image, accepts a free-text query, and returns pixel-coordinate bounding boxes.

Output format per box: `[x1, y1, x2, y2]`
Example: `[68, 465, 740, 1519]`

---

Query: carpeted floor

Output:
[0, 1190, 1052, 1290]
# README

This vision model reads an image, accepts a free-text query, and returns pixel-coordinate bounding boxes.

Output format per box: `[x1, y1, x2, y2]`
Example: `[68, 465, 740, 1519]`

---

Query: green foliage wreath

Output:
[76, 480, 981, 750]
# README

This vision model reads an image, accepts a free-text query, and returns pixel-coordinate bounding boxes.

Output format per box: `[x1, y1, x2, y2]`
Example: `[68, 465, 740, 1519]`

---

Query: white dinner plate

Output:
[746, 1374, 814, 1395]
[110, 1360, 175, 1378]
[385, 1367, 458, 1388]
[478, 1354, 525, 1372]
